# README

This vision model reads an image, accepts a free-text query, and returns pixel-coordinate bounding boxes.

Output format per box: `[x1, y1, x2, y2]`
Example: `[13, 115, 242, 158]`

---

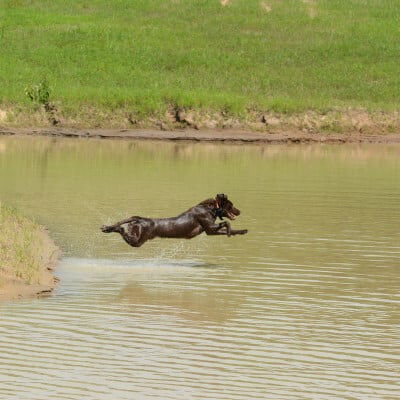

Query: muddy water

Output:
[0, 137, 399, 400]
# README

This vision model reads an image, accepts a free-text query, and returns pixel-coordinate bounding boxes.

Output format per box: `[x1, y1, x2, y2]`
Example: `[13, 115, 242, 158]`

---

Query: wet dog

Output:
[101, 194, 248, 248]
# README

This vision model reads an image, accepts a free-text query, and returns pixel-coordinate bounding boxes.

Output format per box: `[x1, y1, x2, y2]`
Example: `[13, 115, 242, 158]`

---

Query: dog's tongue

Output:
[228, 212, 236, 220]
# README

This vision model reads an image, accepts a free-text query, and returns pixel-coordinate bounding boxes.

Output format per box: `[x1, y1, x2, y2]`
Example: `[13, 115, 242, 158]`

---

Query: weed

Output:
[0, 202, 58, 287]
[25, 80, 60, 125]
[25, 80, 50, 109]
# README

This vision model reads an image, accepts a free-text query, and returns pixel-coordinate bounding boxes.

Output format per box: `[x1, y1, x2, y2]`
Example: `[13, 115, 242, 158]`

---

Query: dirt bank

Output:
[1, 127, 400, 144]
[0, 205, 60, 302]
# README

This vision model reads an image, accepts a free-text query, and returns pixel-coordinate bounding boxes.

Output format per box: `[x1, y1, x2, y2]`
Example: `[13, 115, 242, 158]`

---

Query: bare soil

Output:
[1, 127, 400, 144]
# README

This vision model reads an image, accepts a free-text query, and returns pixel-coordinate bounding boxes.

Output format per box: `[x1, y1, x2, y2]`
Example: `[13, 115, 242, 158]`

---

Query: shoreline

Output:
[1, 127, 400, 144]
[0, 205, 60, 302]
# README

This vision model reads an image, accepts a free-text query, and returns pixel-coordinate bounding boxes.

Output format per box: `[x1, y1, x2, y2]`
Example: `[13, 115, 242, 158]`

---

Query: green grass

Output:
[0, 0, 399, 119]
[0, 202, 57, 286]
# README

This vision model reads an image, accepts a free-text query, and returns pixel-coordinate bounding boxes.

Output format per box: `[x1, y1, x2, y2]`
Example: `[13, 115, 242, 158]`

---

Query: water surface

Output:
[0, 137, 399, 399]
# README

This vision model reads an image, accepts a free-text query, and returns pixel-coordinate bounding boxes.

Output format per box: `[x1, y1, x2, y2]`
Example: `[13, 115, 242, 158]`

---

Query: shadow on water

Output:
[117, 280, 240, 324]
[63, 257, 220, 269]
[58, 257, 235, 323]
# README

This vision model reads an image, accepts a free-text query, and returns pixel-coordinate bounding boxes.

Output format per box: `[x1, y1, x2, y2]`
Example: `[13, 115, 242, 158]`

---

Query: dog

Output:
[101, 194, 248, 248]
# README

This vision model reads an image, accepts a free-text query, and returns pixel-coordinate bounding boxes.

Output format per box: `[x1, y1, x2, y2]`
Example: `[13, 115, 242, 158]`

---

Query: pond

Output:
[0, 136, 399, 399]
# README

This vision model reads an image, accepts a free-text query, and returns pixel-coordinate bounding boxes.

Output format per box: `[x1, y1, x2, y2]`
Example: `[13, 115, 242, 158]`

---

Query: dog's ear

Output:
[216, 193, 228, 207]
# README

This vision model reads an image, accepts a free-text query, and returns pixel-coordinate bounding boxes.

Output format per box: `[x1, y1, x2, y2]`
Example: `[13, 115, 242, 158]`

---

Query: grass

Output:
[0, 202, 58, 287]
[0, 0, 399, 126]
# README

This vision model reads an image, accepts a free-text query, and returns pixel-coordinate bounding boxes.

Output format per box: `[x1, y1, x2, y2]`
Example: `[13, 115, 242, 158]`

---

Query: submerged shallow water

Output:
[0, 137, 399, 399]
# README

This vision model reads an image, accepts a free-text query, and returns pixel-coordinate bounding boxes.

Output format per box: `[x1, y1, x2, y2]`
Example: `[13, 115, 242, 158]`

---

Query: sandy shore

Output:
[0, 212, 60, 302]
[1, 127, 400, 144]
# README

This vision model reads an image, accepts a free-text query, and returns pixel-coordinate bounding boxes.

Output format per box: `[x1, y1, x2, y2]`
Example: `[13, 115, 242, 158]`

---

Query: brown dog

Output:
[101, 194, 248, 248]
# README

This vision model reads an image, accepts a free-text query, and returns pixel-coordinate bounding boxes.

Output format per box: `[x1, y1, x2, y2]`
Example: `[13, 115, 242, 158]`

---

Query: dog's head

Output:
[215, 193, 241, 220]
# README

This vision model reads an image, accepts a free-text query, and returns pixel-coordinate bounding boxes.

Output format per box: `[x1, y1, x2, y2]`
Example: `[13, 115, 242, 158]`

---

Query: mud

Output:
[1, 127, 400, 144]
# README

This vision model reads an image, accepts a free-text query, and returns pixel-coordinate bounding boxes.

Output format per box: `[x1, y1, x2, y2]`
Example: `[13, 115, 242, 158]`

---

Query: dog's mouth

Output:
[227, 212, 237, 220]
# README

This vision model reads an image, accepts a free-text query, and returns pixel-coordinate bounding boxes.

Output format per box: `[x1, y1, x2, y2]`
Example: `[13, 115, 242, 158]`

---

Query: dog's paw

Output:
[239, 229, 248, 235]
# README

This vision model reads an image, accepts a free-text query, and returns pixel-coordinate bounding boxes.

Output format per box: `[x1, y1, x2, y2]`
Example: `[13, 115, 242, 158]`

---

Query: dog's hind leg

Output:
[101, 216, 140, 233]
[119, 224, 145, 248]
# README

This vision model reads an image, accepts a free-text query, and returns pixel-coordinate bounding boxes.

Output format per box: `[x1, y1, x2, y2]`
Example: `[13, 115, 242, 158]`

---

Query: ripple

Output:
[1, 139, 399, 399]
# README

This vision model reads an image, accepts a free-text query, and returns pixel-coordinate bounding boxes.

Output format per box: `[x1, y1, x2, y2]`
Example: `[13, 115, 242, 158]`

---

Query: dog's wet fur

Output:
[101, 194, 248, 248]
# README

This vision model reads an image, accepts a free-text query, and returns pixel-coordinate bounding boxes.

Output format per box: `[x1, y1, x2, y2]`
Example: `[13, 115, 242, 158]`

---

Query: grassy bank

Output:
[0, 203, 59, 300]
[0, 0, 399, 132]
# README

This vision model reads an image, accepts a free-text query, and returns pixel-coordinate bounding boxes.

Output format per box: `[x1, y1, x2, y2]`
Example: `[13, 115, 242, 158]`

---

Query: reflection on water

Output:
[0, 137, 399, 400]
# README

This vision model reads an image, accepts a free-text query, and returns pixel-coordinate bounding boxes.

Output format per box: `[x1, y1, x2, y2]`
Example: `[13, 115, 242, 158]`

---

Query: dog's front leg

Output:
[202, 223, 226, 236]
[213, 223, 248, 236]
[217, 221, 231, 236]
[200, 221, 230, 236]
[229, 229, 248, 235]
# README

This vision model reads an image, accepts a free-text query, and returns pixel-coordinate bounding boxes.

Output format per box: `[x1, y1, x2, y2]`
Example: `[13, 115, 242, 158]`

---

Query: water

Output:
[0, 137, 399, 399]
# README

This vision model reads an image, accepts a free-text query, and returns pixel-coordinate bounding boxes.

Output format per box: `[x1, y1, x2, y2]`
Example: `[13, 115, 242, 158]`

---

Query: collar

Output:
[212, 207, 224, 220]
